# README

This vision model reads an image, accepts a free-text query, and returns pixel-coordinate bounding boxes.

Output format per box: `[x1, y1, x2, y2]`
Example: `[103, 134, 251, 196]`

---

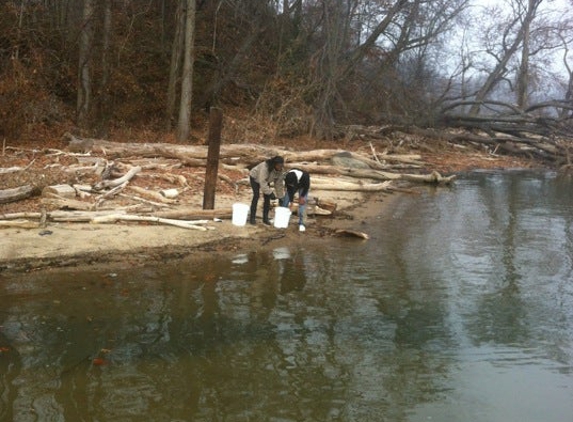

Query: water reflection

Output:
[1, 171, 573, 421]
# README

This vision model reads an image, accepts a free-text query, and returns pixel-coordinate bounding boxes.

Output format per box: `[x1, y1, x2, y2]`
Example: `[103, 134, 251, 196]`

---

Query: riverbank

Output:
[0, 186, 385, 273]
[1, 138, 543, 274]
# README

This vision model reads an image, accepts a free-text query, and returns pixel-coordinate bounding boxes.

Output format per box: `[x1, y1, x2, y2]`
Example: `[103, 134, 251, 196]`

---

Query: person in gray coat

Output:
[249, 156, 285, 225]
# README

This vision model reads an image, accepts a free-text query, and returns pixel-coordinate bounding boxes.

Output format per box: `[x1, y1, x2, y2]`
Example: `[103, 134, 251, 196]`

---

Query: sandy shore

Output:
[0, 187, 392, 273]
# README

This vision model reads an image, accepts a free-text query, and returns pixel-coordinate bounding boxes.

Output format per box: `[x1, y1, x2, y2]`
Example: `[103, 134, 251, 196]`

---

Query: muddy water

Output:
[1, 170, 572, 422]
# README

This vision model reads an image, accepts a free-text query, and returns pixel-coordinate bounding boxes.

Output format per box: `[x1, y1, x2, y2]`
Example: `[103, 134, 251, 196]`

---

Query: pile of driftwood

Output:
[337, 114, 573, 168]
[0, 133, 456, 230]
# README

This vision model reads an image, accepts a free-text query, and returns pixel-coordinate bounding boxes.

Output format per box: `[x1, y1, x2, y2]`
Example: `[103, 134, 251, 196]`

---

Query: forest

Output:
[1, 0, 573, 165]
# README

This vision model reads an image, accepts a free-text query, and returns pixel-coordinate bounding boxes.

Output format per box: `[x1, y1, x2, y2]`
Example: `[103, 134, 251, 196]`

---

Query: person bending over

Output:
[249, 156, 285, 225]
[282, 168, 310, 231]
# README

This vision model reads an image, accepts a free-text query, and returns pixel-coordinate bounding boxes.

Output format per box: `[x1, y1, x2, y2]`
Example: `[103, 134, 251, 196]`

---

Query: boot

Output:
[249, 203, 257, 224]
[262, 203, 271, 225]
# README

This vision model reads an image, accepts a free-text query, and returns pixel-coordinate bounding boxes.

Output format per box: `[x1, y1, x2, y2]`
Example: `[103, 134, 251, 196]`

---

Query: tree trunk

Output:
[470, 0, 541, 115]
[166, 0, 185, 130]
[95, 0, 113, 137]
[176, 0, 196, 142]
[77, 0, 94, 128]
[516, 0, 536, 109]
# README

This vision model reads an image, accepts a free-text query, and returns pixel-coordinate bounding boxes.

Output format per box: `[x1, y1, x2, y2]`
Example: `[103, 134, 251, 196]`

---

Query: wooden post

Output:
[203, 107, 223, 209]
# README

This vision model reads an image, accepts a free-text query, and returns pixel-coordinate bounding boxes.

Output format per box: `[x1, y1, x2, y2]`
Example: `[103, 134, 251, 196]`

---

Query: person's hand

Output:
[298, 197, 306, 205]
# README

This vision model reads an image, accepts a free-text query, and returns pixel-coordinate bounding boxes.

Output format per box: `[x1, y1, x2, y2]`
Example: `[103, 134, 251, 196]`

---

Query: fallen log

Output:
[41, 194, 96, 211]
[0, 219, 39, 229]
[49, 210, 128, 222]
[127, 185, 178, 204]
[63, 133, 279, 161]
[150, 207, 233, 219]
[0, 166, 25, 174]
[91, 214, 211, 230]
[63, 134, 424, 170]
[42, 184, 76, 199]
[0, 212, 43, 220]
[0, 185, 35, 204]
[301, 165, 456, 185]
[312, 179, 393, 191]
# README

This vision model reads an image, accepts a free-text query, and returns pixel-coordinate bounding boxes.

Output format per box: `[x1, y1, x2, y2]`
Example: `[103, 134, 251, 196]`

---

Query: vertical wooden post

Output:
[203, 107, 223, 209]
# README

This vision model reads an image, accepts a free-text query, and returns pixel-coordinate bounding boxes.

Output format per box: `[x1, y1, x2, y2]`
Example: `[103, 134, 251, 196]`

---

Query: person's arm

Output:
[260, 166, 275, 196]
[286, 184, 295, 204]
[273, 170, 285, 199]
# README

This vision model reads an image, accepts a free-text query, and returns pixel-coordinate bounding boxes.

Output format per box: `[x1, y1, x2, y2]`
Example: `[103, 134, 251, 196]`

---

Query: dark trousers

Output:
[250, 176, 271, 223]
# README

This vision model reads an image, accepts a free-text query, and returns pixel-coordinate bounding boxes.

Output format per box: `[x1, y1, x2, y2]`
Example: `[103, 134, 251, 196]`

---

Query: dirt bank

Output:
[0, 187, 378, 273]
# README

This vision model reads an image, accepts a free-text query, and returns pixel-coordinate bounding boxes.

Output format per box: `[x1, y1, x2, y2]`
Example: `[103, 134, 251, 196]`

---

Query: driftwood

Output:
[0, 166, 26, 174]
[0, 134, 464, 233]
[42, 184, 76, 199]
[64, 133, 425, 170]
[151, 207, 233, 219]
[0, 219, 39, 229]
[312, 178, 393, 191]
[334, 229, 370, 240]
[91, 214, 210, 230]
[0, 185, 34, 204]
[118, 193, 171, 208]
[127, 186, 178, 204]
[94, 165, 141, 190]
[0, 208, 211, 231]
[292, 164, 456, 184]
[63, 132, 277, 162]
[41, 193, 96, 211]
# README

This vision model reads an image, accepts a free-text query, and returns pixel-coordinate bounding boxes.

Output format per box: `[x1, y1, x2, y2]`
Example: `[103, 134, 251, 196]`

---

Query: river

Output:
[1, 170, 572, 421]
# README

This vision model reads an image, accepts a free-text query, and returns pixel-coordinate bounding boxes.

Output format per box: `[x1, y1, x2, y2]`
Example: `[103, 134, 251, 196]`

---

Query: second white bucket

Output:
[273, 207, 292, 229]
[232, 203, 249, 226]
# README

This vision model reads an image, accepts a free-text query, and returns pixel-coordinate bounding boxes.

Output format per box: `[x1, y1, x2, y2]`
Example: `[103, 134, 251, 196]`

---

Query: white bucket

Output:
[232, 203, 249, 226]
[273, 207, 291, 229]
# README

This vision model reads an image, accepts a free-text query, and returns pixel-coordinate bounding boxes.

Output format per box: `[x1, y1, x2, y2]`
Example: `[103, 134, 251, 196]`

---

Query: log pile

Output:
[0, 133, 457, 230]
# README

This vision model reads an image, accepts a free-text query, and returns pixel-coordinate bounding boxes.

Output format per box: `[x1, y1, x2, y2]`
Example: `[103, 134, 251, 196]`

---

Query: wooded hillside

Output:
[1, 0, 573, 167]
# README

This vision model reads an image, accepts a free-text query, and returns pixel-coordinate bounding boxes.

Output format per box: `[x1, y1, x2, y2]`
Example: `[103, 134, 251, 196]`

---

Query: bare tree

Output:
[557, 30, 573, 119]
[299, 0, 469, 137]
[77, 0, 95, 128]
[469, 0, 542, 115]
[166, 0, 185, 130]
[176, 0, 197, 142]
[94, 0, 113, 137]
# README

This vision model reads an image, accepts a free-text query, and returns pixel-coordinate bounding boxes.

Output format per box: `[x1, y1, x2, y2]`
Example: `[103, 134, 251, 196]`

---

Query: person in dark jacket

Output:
[249, 156, 285, 225]
[281, 168, 310, 231]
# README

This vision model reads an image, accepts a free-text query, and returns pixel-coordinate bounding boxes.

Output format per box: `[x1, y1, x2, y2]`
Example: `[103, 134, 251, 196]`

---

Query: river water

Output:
[1, 170, 572, 422]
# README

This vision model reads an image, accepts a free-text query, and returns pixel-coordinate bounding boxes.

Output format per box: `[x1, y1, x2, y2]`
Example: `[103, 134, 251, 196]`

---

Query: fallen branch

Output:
[117, 193, 171, 208]
[94, 165, 141, 190]
[91, 214, 211, 230]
